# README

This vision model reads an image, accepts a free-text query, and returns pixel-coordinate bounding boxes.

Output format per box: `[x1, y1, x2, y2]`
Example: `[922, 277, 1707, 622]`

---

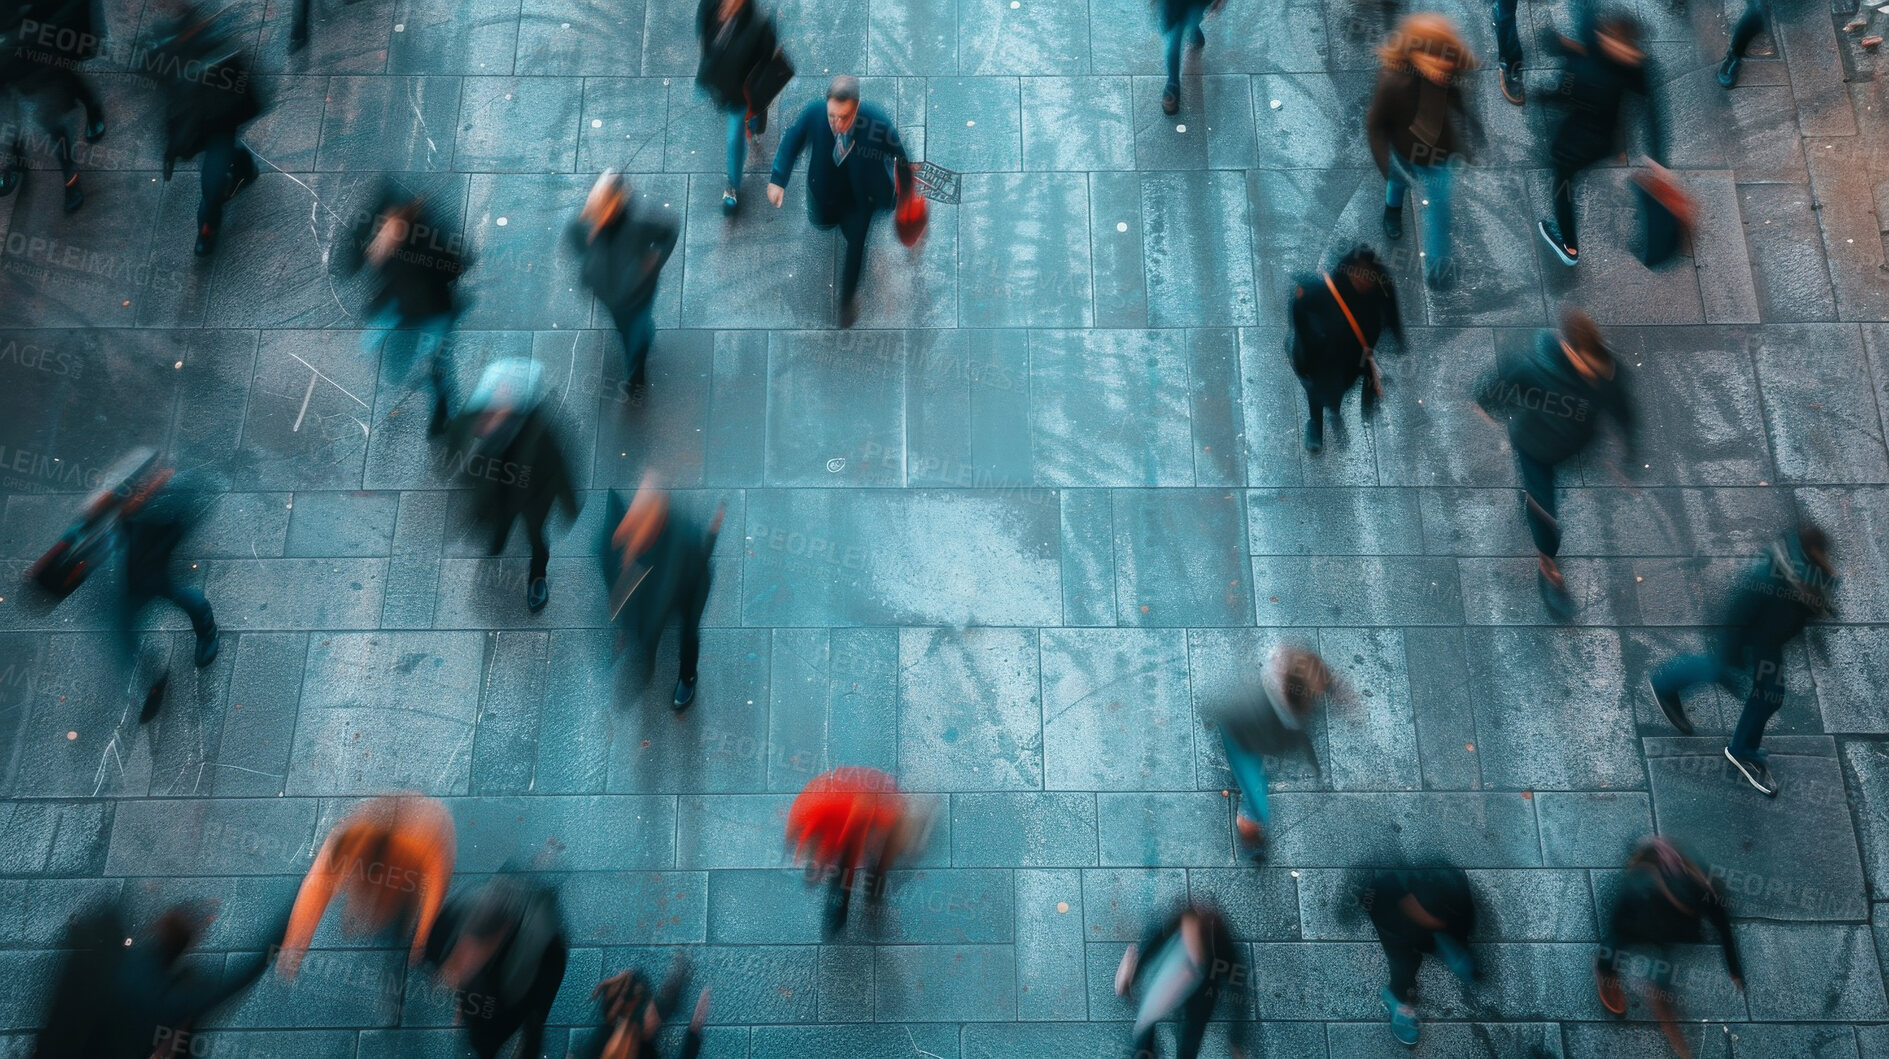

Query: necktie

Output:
[833, 130, 853, 166]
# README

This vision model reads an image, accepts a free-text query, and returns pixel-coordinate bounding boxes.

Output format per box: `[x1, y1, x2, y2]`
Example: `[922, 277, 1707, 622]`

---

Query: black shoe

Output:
[527, 576, 548, 612]
[195, 225, 216, 257]
[1723, 746, 1779, 796]
[194, 629, 221, 668]
[140, 675, 168, 724]
[62, 180, 82, 214]
[1382, 205, 1403, 240]
[1716, 53, 1742, 89]
[1161, 83, 1179, 115]
[673, 677, 697, 710]
[1648, 676, 1693, 734]
[0, 168, 18, 197]
[1304, 420, 1322, 454]
[84, 117, 106, 143]
[1537, 220, 1578, 266]
[1499, 63, 1525, 105]
[839, 298, 859, 329]
[1190, 26, 1206, 49]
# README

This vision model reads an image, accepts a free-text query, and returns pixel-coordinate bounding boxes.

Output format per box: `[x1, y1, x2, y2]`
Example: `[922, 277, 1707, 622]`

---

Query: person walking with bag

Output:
[1533, 7, 1666, 267]
[1367, 13, 1481, 289]
[1473, 306, 1637, 615]
[569, 170, 678, 399]
[1288, 246, 1403, 454]
[1648, 523, 1834, 796]
[766, 75, 911, 327]
[604, 473, 721, 708]
[697, 0, 785, 214]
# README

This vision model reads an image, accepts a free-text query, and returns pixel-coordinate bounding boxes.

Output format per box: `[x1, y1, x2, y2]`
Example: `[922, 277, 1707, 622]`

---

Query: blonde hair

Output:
[1378, 13, 1478, 74]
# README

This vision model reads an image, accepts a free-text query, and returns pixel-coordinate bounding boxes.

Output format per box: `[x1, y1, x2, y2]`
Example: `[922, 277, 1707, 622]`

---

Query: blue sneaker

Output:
[1383, 986, 1420, 1046]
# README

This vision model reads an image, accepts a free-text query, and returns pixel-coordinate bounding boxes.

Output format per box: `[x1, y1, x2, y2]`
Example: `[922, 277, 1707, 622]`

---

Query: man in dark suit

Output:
[765, 75, 908, 327]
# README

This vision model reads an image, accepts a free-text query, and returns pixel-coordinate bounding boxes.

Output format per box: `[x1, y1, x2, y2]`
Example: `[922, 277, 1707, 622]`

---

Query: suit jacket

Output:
[769, 99, 907, 218]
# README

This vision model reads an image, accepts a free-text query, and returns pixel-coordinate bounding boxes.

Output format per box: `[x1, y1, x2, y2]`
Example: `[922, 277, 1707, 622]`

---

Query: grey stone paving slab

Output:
[286, 630, 484, 792]
[1021, 76, 1135, 172]
[896, 626, 1042, 791]
[1112, 488, 1253, 626]
[1262, 792, 1543, 867]
[958, 173, 1093, 328]
[1029, 328, 1194, 486]
[949, 792, 1098, 867]
[1040, 627, 1194, 790]
[1463, 627, 1647, 791]
[1753, 325, 1889, 485]
[1141, 170, 1258, 327]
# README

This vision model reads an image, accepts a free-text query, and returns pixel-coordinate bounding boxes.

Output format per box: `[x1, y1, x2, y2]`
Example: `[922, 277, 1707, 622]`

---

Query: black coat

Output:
[1720, 534, 1833, 664]
[1474, 329, 1636, 467]
[445, 406, 578, 529]
[1543, 32, 1665, 170]
[695, 0, 776, 109]
[769, 99, 908, 217]
[568, 206, 679, 316]
[347, 196, 468, 322]
[1288, 270, 1401, 397]
[1607, 860, 1742, 979]
[603, 491, 715, 658]
[1365, 868, 1476, 952]
[149, 26, 262, 166]
[423, 880, 570, 1054]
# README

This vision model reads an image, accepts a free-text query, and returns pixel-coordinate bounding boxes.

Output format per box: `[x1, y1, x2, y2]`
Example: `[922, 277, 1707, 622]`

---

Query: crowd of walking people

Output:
[12, 0, 1859, 1055]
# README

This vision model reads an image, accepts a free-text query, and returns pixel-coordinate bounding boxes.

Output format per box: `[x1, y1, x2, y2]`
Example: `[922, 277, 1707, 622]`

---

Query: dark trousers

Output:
[198, 129, 257, 230]
[1378, 929, 1433, 1001]
[1551, 160, 1581, 249]
[1130, 985, 1214, 1059]
[1729, 648, 1787, 760]
[462, 945, 565, 1059]
[608, 301, 656, 388]
[1162, 5, 1207, 89]
[1729, 0, 1767, 57]
[491, 511, 551, 582]
[678, 573, 710, 684]
[1492, 0, 1523, 67]
[1517, 451, 1562, 557]
[121, 576, 217, 658]
[1302, 380, 1360, 444]
[813, 198, 873, 306]
[5, 73, 100, 183]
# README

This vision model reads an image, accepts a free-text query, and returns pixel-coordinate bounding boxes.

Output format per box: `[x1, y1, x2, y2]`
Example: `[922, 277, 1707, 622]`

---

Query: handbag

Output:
[895, 164, 928, 247]
[743, 47, 795, 136]
[1632, 162, 1694, 268]
[1321, 272, 1382, 400]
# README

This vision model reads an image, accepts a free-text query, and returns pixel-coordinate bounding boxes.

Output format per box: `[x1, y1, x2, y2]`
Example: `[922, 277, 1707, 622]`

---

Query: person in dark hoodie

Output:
[1474, 306, 1637, 614]
[696, 0, 779, 213]
[443, 359, 580, 613]
[569, 170, 679, 398]
[1595, 837, 1743, 1058]
[422, 875, 569, 1059]
[1288, 245, 1403, 454]
[1114, 899, 1243, 1059]
[1361, 866, 1478, 1047]
[604, 473, 721, 708]
[1648, 522, 1834, 797]
[1366, 12, 1481, 289]
[346, 183, 468, 436]
[148, 4, 263, 256]
[766, 75, 910, 327]
[0, 0, 106, 210]
[115, 461, 220, 724]
[1533, 7, 1666, 267]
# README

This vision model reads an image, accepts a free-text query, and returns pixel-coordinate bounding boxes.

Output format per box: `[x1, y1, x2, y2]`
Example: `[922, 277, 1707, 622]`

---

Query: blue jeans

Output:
[1163, 6, 1207, 89]
[724, 105, 747, 192]
[1492, 0, 1522, 68]
[610, 302, 656, 385]
[363, 306, 456, 425]
[1385, 153, 1455, 278]
[1221, 730, 1271, 827]
[1652, 649, 1787, 761]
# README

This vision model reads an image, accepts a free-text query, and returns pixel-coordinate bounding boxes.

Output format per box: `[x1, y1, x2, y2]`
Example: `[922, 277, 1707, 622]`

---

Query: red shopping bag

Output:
[894, 164, 928, 247]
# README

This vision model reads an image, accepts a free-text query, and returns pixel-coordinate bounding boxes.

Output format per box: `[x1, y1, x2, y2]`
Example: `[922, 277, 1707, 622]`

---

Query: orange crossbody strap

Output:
[1320, 271, 1371, 355]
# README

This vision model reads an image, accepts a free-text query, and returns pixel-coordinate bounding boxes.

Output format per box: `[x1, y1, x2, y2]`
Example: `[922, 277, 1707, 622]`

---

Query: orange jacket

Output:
[279, 795, 455, 974]
[787, 767, 904, 871]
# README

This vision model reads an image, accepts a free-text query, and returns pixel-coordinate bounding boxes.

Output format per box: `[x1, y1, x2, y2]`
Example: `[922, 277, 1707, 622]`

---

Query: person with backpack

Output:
[1473, 306, 1637, 614]
[422, 875, 569, 1059]
[1595, 837, 1743, 1058]
[1648, 523, 1835, 796]
[1113, 898, 1243, 1059]
[1360, 866, 1478, 1047]
[568, 170, 679, 399]
[696, 0, 783, 214]
[1288, 246, 1403, 454]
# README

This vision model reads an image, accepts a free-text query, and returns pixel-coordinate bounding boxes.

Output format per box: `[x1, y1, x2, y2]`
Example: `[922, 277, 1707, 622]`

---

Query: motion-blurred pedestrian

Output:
[1534, 7, 1665, 267]
[1492, 0, 1526, 103]
[110, 455, 220, 724]
[1716, 0, 1770, 88]
[345, 181, 469, 436]
[442, 358, 579, 613]
[1367, 13, 1480, 289]
[147, 4, 264, 255]
[1473, 307, 1637, 615]
[1210, 644, 1333, 854]
[696, 0, 784, 213]
[423, 875, 569, 1059]
[1288, 245, 1403, 454]
[1648, 522, 1834, 796]
[1113, 898, 1242, 1059]
[288, 0, 368, 53]
[580, 960, 709, 1059]
[1361, 866, 1477, 1046]
[786, 766, 931, 936]
[569, 170, 678, 398]
[765, 75, 911, 327]
[1594, 837, 1743, 1058]
[1154, 0, 1226, 116]
[603, 473, 721, 708]
[0, 0, 106, 210]
[279, 794, 456, 976]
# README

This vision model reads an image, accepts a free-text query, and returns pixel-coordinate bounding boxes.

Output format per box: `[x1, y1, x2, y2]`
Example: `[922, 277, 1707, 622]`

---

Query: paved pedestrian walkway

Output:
[3, 1, 1889, 1056]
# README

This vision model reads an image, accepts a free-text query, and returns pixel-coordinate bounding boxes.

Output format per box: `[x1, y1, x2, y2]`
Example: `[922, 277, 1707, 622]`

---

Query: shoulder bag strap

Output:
[1321, 271, 1382, 398]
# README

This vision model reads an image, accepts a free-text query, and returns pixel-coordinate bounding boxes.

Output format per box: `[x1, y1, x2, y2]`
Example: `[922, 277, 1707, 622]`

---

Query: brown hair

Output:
[1559, 307, 1612, 369]
[1377, 13, 1478, 74]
